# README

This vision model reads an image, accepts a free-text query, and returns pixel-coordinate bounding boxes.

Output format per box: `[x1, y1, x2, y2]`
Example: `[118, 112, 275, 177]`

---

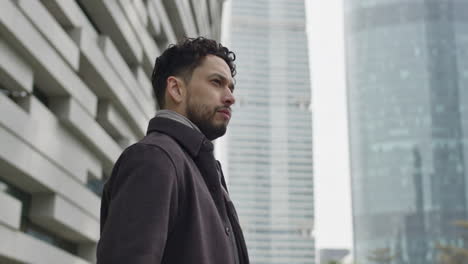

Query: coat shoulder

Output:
[137, 131, 191, 166]
[138, 131, 185, 154]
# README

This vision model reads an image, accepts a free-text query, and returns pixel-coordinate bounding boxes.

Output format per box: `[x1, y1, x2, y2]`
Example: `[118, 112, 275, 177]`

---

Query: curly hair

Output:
[151, 37, 236, 109]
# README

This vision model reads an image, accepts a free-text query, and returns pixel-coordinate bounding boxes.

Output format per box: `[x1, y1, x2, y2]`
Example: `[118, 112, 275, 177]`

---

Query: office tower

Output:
[226, 1, 314, 263]
[0, 0, 223, 263]
[319, 248, 350, 264]
[345, 1, 468, 264]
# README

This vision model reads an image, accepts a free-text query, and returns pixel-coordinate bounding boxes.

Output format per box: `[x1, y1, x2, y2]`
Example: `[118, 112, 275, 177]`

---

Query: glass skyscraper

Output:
[226, 1, 314, 263]
[345, 1, 468, 263]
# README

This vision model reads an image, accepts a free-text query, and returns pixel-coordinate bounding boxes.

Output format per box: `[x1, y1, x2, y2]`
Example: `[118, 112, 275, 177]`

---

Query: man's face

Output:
[184, 55, 235, 140]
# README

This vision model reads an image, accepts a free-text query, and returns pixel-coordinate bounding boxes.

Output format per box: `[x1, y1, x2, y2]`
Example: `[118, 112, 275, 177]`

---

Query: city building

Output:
[319, 248, 350, 264]
[225, 0, 315, 263]
[340, 253, 354, 264]
[345, 1, 468, 263]
[0, 0, 223, 263]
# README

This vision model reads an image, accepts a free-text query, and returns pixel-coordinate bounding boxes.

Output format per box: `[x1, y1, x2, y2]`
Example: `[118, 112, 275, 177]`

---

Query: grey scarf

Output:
[155, 110, 201, 133]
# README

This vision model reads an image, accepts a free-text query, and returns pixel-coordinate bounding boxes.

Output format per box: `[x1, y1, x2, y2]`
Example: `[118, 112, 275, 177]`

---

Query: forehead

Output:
[196, 55, 232, 77]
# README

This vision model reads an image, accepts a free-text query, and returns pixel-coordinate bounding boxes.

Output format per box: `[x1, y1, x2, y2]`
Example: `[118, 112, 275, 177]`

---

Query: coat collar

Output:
[146, 116, 213, 157]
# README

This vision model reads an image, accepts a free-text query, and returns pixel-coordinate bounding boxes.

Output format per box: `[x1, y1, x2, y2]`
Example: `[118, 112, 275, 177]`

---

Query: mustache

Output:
[215, 106, 232, 113]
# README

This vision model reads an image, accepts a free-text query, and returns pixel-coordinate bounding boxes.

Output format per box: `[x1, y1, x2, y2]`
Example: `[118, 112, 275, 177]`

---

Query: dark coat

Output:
[96, 117, 249, 264]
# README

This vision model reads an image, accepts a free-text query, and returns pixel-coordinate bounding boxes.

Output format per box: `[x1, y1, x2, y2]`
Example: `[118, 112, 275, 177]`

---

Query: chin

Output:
[204, 125, 227, 141]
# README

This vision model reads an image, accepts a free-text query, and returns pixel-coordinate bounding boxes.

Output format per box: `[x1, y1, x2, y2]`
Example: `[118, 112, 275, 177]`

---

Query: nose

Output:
[223, 88, 235, 106]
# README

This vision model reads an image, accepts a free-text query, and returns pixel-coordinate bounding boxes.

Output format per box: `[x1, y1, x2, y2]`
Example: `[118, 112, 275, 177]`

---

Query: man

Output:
[96, 37, 249, 264]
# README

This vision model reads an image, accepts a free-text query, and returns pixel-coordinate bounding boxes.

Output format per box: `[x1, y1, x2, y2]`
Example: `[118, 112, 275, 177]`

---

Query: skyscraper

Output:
[226, 1, 314, 263]
[345, 1, 468, 263]
[319, 248, 350, 264]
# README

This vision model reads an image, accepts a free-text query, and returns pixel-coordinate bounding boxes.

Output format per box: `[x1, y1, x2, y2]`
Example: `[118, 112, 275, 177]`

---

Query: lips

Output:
[217, 108, 231, 119]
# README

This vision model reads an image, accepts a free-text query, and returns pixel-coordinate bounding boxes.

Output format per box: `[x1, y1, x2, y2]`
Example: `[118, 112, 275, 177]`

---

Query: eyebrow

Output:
[209, 73, 235, 91]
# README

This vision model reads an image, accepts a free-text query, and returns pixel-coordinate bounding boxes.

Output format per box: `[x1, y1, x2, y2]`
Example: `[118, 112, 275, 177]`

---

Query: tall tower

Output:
[345, 1, 468, 263]
[227, 1, 315, 263]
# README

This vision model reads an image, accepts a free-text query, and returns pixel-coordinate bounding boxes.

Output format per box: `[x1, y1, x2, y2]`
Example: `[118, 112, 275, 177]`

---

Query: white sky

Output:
[307, 0, 353, 250]
[219, 0, 353, 251]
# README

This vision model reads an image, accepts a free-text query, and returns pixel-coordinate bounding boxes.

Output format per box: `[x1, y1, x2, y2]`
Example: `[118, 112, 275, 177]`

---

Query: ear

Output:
[166, 76, 186, 104]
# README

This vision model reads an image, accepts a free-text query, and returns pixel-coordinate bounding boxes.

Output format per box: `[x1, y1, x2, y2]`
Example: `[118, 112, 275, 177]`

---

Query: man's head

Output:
[151, 37, 237, 140]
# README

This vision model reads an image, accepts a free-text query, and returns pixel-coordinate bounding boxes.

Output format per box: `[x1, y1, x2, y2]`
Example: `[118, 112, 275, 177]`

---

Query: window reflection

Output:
[345, 1, 468, 263]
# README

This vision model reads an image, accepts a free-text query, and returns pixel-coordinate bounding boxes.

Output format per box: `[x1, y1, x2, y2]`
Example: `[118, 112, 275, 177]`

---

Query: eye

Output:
[211, 79, 222, 86]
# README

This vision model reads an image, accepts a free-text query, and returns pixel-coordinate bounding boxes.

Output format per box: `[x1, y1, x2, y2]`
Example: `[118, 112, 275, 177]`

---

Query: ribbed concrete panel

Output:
[49, 97, 122, 173]
[147, 2, 161, 38]
[134, 66, 154, 99]
[78, 0, 144, 66]
[118, 0, 161, 75]
[0, 125, 100, 219]
[40, 0, 98, 40]
[133, 0, 149, 27]
[98, 36, 154, 115]
[97, 101, 138, 148]
[0, 0, 97, 116]
[71, 28, 150, 133]
[192, 0, 211, 37]
[209, 0, 221, 38]
[0, 39, 33, 94]
[17, 0, 80, 71]
[78, 243, 97, 264]
[0, 191, 21, 230]
[0, 135, 101, 228]
[152, 0, 177, 46]
[147, 4, 162, 37]
[179, 0, 199, 37]
[162, 0, 198, 39]
[0, 95, 101, 184]
[0, 0, 222, 262]
[0, 225, 90, 264]
[30, 194, 99, 242]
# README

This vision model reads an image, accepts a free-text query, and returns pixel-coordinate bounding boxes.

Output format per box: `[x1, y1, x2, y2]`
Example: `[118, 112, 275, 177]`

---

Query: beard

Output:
[186, 100, 229, 140]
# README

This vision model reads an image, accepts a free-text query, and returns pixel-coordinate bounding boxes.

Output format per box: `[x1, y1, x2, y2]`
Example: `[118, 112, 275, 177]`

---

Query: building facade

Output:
[319, 248, 350, 264]
[226, 1, 315, 263]
[345, 1, 468, 263]
[0, 0, 223, 263]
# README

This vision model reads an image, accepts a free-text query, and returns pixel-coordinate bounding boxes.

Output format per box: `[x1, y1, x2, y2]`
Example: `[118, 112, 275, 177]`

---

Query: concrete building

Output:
[345, 1, 468, 264]
[226, 0, 315, 263]
[0, 0, 223, 263]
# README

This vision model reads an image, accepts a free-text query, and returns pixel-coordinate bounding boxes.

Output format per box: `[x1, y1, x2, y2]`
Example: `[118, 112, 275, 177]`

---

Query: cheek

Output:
[194, 94, 214, 107]
[188, 97, 212, 116]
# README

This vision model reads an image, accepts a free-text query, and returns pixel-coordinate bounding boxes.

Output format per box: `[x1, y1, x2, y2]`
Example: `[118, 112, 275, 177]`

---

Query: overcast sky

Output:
[307, 0, 353, 250]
